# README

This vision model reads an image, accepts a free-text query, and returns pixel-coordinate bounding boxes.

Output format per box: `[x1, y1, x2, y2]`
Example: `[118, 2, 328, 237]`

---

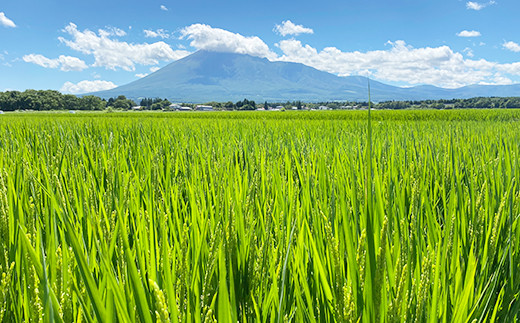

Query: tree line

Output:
[0, 90, 108, 111]
[1, 90, 520, 111]
[375, 97, 520, 109]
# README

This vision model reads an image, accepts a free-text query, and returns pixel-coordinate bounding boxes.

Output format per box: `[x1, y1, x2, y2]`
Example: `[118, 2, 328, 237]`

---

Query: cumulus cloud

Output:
[58, 23, 190, 71]
[274, 20, 314, 37]
[457, 30, 481, 37]
[503, 41, 520, 52]
[275, 39, 520, 88]
[135, 73, 148, 78]
[466, 1, 495, 10]
[0, 12, 16, 28]
[144, 29, 170, 39]
[180, 23, 277, 60]
[150, 66, 160, 72]
[496, 62, 520, 76]
[60, 80, 117, 94]
[23, 54, 88, 71]
[160, 5, 168, 11]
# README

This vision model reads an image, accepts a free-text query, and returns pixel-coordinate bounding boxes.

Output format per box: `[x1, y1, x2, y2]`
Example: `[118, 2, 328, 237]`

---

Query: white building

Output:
[196, 105, 214, 111]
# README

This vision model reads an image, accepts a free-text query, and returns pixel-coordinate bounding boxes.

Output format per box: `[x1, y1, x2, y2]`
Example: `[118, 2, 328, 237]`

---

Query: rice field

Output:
[0, 110, 519, 322]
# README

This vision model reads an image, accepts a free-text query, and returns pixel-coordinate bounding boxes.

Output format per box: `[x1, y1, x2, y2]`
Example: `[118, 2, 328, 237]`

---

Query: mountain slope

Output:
[92, 51, 520, 102]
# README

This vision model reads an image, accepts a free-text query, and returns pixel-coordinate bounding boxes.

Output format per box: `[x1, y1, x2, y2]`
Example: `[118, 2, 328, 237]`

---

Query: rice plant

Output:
[0, 110, 519, 322]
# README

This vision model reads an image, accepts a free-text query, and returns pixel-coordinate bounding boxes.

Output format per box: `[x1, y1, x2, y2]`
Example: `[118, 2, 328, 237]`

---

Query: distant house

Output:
[196, 105, 214, 111]
[169, 103, 181, 110]
[291, 106, 298, 110]
[0, 111, 4, 114]
[179, 106, 192, 111]
[318, 106, 329, 110]
[131, 106, 143, 110]
[256, 107, 265, 111]
[69, 110, 76, 114]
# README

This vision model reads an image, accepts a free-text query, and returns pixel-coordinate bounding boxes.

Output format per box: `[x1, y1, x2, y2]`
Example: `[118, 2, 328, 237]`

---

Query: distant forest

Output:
[1, 89, 520, 111]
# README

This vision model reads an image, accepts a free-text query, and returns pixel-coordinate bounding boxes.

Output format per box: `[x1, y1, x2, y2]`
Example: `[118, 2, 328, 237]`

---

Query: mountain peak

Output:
[92, 51, 520, 102]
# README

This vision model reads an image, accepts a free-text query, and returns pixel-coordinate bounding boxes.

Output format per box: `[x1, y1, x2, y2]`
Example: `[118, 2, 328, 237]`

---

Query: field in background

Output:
[0, 110, 519, 322]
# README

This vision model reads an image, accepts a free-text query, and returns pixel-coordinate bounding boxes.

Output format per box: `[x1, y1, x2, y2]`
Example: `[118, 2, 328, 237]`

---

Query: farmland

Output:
[0, 110, 519, 322]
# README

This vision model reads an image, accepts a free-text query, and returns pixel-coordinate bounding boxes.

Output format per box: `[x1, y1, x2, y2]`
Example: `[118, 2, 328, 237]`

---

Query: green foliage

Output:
[140, 97, 171, 110]
[235, 98, 256, 110]
[0, 90, 109, 111]
[376, 97, 520, 110]
[110, 95, 135, 110]
[0, 110, 519, 322]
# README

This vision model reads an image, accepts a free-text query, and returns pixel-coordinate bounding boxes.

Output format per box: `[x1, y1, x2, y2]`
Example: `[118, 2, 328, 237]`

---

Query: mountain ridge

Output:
[91, 50, 520, 102]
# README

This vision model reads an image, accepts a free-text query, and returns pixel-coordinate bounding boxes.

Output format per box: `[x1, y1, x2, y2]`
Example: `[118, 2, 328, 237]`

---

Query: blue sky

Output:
[1, 0, 519, 93]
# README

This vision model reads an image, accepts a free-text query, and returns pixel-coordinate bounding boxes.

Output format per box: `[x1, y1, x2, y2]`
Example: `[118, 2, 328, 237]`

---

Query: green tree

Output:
[79, 95, 106, 110]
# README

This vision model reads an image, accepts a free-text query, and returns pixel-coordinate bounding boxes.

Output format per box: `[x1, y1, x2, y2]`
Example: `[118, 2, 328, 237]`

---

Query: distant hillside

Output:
[92, 50, 520, 102]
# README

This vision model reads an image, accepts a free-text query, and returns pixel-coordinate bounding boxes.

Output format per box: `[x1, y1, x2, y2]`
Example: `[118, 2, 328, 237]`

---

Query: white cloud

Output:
[58, 23, 191, 71]
[503, 41, 520, 52]
[23, 54, 59, 69]
[466, 1, 495, 10]
[23, 54, 88, 71]
[135, 73, 148, 78]
[496, 62, 520, 75]
[466, 1, 484, 10]
[99, 26, 126, 37]
[180, 23, 277, 60]
[275, 39, 520, 88]
[150, 66, 160, 72]
[457, 30, 481, 37]
[2, 52, 12, 67]
[160, 5, 168, 11]
[57, 55, 90, 71]
[274, 20, 314, 37]
[463, 47, 474, 57]
[144, 29, 170, 39]
[0, 12, 16, 28]
[60, 80, 117, 94]
[479, 73, 513, 85]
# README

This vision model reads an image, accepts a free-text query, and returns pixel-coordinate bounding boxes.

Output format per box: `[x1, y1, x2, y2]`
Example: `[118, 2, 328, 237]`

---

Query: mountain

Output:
[92, 51, 520, 102]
